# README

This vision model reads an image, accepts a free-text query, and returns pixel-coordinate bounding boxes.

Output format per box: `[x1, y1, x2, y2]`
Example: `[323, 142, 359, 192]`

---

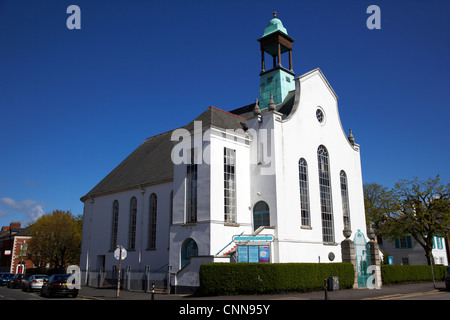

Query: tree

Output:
[365, 176, 450, 265]
[363, 183, 392, 231]
[28, 210, 82, 271]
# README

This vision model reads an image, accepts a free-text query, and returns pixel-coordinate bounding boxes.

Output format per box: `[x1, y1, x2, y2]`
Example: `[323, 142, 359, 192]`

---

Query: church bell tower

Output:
[258, 12, 295, 110]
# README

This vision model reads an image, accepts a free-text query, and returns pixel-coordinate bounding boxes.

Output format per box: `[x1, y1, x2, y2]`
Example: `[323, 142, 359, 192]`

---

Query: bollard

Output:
[324, 279, 328, 300]
[151, 282, 155, 300]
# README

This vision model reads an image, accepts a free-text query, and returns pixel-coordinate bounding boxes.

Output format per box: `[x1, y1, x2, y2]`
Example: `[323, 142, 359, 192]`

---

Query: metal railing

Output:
[81, 266, 168, 292]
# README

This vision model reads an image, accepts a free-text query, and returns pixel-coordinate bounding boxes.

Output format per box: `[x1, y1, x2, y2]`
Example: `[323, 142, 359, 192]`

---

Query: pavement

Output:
[78, 281, 450, 301]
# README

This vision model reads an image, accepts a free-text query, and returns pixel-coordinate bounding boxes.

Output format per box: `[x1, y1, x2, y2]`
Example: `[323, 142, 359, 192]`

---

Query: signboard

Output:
[388, 256, 393, 265]
[248, 245, 259, 263]
[237, 245, 248, 263]
[114, 246, 127, 260]
[233, 235, 274, 243]
[237, 245, 271, 263]
[259, 246, 270, 263]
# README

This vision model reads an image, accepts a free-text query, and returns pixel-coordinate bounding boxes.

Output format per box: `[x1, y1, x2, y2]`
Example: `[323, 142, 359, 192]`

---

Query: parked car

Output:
[446, 266, 450, 291]
[22, 274, 49, 292]
[40, 274, 78, 298]
[0, 273, 13, 286]
[7, 274, 30, 289]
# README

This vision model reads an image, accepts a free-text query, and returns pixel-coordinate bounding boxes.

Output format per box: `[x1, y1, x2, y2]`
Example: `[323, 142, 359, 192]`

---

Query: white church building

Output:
[80, 13, 370, 289]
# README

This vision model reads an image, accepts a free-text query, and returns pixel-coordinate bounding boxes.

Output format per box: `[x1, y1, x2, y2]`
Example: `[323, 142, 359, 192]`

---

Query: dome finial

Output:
[268, 93, 276, 111]
[253, 98, 261, 116]
[348, 129, 355, 145]
[273, 11, 277, 18]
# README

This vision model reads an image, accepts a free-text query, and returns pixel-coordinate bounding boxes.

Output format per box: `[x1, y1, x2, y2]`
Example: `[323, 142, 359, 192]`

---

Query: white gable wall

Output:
[247, 69, 367, 263]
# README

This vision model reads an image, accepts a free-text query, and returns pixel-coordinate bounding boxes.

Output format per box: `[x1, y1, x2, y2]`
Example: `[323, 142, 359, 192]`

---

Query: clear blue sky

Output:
[0, 0, 449, 226]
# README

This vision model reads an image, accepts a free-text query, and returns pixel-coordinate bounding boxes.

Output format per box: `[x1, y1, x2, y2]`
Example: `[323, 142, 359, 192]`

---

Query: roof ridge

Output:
[209, 106, 247, 120]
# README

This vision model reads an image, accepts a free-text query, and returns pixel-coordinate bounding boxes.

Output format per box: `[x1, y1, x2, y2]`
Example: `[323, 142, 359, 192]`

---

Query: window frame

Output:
[128, 196, 137, 250]
[340, 170, 351, 229]
[110, 200, 119, 250]
[317, 145, 334, 243]
[224, 148, 236, 224]
[148, 193, 157, 250]
[298, 158, 311, 227]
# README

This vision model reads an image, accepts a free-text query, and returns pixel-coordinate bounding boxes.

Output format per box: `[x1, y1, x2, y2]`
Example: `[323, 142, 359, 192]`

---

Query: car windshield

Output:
[35, 275, 48, 279]
[52, 274, 70, 282]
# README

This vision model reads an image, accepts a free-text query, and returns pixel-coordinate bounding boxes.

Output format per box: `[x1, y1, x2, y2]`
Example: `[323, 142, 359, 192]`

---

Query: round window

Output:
[316, 108, 324, 123]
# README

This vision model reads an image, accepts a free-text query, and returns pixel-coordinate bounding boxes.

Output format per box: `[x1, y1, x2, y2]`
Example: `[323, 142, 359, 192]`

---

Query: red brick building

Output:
[0, 222, 34, 273]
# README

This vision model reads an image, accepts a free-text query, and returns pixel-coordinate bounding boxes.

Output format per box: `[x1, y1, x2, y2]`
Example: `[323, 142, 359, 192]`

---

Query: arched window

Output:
[170, 190, 173, 225]
[253, 201, 270, 231]
[340, 171, 351, 229]
[110, 200, 119, 250]
[181, 238, 198, 268]
[186, 149, 197, 223]
[128, 197, 137, 250]
[224, 148, 236, 223]
[298, 158, 310, 227]
[148, 193, 157, 249]
[317, 145, 334, 243]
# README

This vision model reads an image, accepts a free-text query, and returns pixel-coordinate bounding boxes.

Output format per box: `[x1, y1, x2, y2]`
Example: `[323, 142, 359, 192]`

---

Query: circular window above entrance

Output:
[316, 108, 325, 124]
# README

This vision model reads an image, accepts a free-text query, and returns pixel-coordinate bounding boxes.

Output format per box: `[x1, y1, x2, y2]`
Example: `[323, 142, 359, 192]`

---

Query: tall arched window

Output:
[253, 201, 270, 231]
[317, 145, 334, 243]
[181, 238, 198, 268]
[340, 171, 351, 229]
[298, 158, 310, 227]
[186, 149, 197, 223]
[148, 193, 157, 249]
[110, 200, 119, 250]
[128, 197, 137, 250]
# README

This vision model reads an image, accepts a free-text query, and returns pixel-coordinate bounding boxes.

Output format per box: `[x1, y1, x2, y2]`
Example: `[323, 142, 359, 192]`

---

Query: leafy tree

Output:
[28, 210, 82, 271]
[363, 183, 392, 231]
[365, 176, 450, 265]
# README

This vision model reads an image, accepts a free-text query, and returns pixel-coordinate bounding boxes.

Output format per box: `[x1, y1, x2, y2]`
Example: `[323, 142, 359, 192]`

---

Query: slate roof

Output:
[81, 106, 248, 201]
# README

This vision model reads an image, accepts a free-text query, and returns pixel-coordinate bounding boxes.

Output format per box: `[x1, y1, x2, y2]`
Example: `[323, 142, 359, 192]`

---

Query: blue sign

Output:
[237, 245, 271, 263]
[259, 246, 270, 263]
[248, 246, 259, 263]
[238, 245, 248, 263]
[233, 235, 274, 243]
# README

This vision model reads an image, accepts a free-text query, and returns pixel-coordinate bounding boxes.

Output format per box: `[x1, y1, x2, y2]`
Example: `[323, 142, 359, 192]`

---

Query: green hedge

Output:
[199, 263, 355, 296]
[380, 265, 447, 285]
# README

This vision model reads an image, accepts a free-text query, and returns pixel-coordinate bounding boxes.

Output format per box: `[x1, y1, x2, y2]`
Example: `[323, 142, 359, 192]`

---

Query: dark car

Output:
[7, 274, 29, 289]
[0, 273, 13, 286]
[40, 274, 78, 298]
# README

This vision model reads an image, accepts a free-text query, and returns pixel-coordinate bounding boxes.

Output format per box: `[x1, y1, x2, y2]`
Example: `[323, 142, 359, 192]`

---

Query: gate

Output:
[354, 230, 370, 288]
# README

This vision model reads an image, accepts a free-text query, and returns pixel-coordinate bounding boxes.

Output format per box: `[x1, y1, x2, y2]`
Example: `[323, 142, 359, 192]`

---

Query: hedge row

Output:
[380, 265, 448, 285]
[199, 263, 355, 296]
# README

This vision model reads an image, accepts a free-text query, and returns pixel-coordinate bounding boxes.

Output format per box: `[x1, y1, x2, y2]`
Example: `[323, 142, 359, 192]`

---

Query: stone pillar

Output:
[367, 228, 382, 288]
[341, 227, 358, 288]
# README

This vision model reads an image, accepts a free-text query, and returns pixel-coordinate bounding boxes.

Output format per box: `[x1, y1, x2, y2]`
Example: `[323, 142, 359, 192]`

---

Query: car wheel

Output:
[71, 290, 78, 298]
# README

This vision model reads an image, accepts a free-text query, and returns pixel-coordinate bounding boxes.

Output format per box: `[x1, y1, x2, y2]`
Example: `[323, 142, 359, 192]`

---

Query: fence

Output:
[81, 266, 169, 292]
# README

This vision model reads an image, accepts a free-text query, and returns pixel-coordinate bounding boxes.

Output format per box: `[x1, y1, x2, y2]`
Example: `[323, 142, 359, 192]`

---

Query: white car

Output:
[22, 274, 49, 292]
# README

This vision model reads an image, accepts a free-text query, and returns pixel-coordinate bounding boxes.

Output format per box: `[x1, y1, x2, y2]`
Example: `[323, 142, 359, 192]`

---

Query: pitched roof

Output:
[81, 106, 247, 201]
[229, 90, 296, 119]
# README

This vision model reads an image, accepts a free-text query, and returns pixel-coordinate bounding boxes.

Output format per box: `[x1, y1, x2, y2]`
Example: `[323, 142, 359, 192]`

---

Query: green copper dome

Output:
[262, 12, 288, 37]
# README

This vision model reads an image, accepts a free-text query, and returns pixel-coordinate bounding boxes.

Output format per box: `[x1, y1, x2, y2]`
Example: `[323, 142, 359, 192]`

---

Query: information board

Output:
[237, 245, 271, 263]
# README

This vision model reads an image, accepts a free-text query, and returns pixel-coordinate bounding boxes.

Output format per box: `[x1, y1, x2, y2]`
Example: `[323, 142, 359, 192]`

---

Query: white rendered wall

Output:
[80, 182, 172, 272]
